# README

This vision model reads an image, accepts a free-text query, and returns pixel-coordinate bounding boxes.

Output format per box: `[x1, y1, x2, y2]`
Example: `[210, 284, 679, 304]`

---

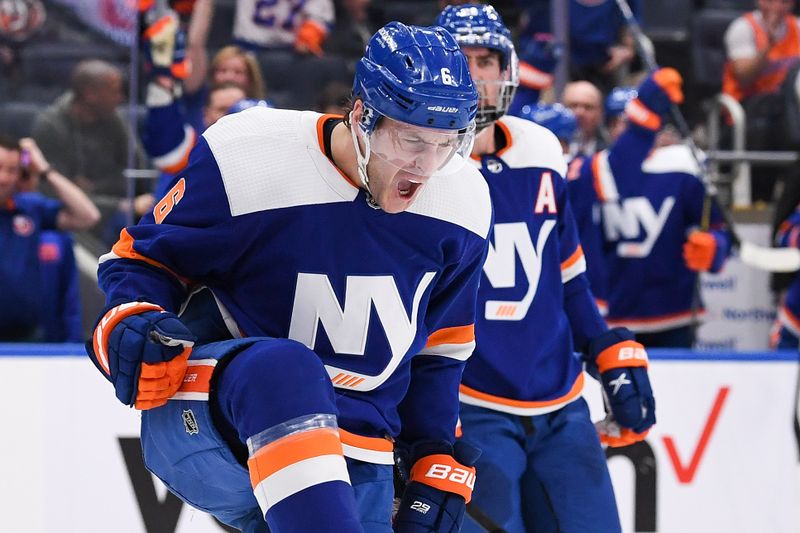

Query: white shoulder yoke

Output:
[202, 108, 357, 216]
[409, 160, 492, 240]
[495, 115, 568, 177]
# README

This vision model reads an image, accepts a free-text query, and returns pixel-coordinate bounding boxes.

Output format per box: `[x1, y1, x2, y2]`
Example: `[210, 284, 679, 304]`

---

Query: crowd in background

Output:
[0, 0, 798, 343]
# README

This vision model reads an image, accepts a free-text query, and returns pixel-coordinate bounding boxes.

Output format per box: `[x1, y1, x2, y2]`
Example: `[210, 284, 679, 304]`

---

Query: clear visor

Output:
[365, 117, 476, 177]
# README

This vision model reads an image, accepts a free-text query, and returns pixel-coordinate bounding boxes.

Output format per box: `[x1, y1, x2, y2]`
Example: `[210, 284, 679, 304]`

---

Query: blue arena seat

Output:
[0, 101, 45, 138]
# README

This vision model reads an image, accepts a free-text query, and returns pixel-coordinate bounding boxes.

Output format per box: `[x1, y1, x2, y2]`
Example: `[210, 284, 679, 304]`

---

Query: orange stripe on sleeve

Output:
[112, 228, 191, 285]
[247, 427, 343, 488]
[591, 154, 606, 202]
[425, 324, 475, 348]
[338, 429, 394, 452]
[561, 245, 584, 271]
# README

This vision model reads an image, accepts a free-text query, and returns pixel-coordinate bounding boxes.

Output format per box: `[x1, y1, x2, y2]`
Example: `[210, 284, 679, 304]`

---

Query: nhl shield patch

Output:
[182, 409, 199, 435]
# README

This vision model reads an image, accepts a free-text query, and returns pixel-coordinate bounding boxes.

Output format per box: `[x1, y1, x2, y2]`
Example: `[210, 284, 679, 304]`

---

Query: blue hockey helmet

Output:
[352, 21, 478, 133]
[350, 22, 479, 200]
[435, 4, 519, 130]
[519, 102, 577, 142]
[227, 98, 272, 115]
[605, 86, 637, 119]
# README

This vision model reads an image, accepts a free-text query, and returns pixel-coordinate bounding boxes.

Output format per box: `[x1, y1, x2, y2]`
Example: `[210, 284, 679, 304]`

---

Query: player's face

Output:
[0, 146, 21, 202]
[204, 86, 247, 127]
[213, 56, 250, 92]
[462, 47, 503, 109]
[365, 119, 464, 213]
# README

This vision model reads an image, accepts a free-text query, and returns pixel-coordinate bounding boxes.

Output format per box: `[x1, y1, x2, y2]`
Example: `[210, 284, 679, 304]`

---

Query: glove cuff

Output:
[588, 327, 649, 373]
[625, 98, 662, 131]
[409, 454, 476, 503]
[91, 301, 164, 376]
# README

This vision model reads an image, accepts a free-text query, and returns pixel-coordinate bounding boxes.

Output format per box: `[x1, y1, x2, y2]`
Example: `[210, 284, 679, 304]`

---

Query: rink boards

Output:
[0, 345, 798, 533]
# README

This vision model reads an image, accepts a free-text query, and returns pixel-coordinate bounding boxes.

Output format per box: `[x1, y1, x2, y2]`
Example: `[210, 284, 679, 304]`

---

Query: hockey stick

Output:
[466, 503, 508, 533]
[614, 0, 800, 273]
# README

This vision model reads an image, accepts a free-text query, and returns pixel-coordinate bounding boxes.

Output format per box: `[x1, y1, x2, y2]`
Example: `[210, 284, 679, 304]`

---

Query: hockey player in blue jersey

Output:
[773, 209, 800, 348]
[436, 5, 656, 533]
[570, 70, 733, 347]
[87, 22, 492, 533]
[516, 102, 577, 155]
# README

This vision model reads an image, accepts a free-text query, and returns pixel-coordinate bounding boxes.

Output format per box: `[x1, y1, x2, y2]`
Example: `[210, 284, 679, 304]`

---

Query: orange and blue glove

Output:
[294, 19, 327, 57]
[141, 7, 191, 80]
[88, 301, 195, 410]
[586, 327, 655, 447]
[626, 67, 683, 131]
[394, 440, 480, 533]
[683, 229, 730, 272]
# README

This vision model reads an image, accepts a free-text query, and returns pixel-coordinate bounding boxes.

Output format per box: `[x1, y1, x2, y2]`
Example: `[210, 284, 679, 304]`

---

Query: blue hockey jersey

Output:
[460, 116, 606, 415]
[97, 107, 492, 453]
[573, 126, 730, 333]
[775, 210, 800, 339]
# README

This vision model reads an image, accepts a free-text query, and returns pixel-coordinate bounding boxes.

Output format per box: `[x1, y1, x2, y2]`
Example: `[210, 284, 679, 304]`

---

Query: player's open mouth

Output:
[398, 179, 422, 198]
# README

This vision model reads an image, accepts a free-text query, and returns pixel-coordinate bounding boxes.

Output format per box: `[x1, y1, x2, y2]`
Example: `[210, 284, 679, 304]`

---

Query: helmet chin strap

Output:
[349, 111, 381, 209]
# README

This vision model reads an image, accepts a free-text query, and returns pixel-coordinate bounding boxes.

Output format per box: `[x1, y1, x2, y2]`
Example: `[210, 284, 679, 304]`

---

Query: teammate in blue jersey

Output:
[773, 209, 800, 348]
[516, 102, 577, 155]
[568, 70, 733, 347]
[87, 22, 491, 533]
[436, 5, 656, 533]
[0, 136, 98, 341]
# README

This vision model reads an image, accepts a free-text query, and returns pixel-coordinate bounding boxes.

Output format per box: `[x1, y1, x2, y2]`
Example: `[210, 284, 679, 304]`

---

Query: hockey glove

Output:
[142, 9, 191, 79]
[683, 230, 729, 272]
[394, 440, 480, 533]
[295, 19, 327, 56]
[626, 67, 683, 131]
[587, 328, 655, 447]
[89, 301, 195, 410]
[517, 33, 561, 90]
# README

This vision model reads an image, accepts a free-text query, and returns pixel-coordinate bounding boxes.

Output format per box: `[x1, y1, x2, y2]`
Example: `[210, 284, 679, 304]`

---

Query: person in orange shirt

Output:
[722, 0, 800, 201]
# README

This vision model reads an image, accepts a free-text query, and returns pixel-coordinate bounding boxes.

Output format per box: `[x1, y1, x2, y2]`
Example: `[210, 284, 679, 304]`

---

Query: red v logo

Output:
[662, 386, 730, 484]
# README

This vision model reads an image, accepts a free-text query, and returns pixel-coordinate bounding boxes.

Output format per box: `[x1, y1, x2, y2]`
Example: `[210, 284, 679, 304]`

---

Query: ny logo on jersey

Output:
[602, 196, 676, 258]
[288, 271, 436, 360]
[482, 220, 556, 321]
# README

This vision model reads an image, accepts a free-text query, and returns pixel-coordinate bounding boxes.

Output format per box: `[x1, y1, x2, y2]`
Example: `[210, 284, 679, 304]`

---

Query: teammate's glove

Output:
[89, 301, 195, 410]
[142, 8, 191, 80]
[394, 440, 480, 533]
[517, 33, 561, 90]
[294, 19, 327, 57]
[586, 328, 655, 447]
[626, 67, 683, 131]
[683, 230, 729, 272]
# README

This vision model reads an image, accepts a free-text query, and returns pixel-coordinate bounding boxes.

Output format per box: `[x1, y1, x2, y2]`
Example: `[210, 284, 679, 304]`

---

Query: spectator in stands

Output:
[325, 0, 373, 60]
[0, 135, 99, 341]
[32, 59, 128, 197]
[723, 0, 800, 201]
[315, 81, 351, 114]
[180, 44, 266, 133]
[517, 0, 641, 92]
[563, 80, 607, 157]
[233, 0, 335, 56]
[15, 163, 82, 342]
[30, 59, 145, 246]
